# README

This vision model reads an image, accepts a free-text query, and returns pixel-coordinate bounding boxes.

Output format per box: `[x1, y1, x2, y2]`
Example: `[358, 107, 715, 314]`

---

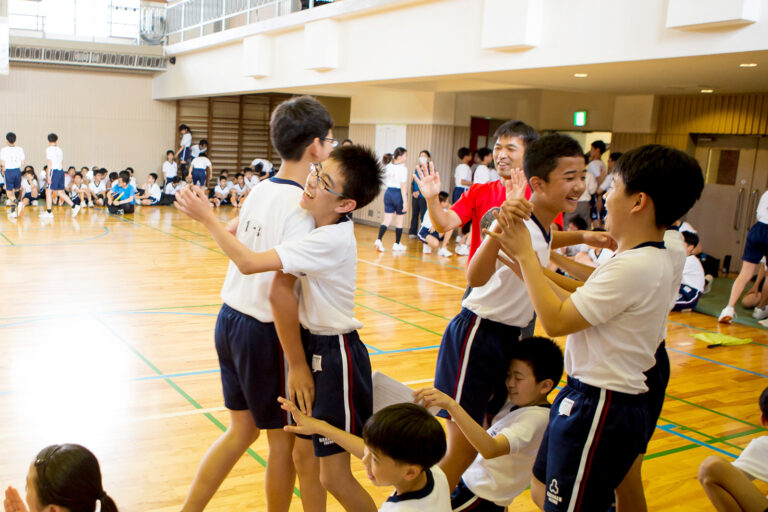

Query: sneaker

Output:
[422, 245, 432, 254]
[40, 211, 53, 219]
[72, 204, 81, 218]
[88, 201, 94, 208]
[4, 199, 11, 206]
[455, 234, 462, 242]
[718, 306, 735, 324]
[703, 275, 713, 295]
[409, 234, 417, 239]
[393, 242, 407, 252]
[16, 202, 24, 218]
[759, 318, 768, 328]
[116, 208, 125, 215]
[752, 306, 768, 321]
[31, 200, 38, 206]
[455, 244, 470, 256]
[374, 239, 385, 252]
[438, 248, 452, 257]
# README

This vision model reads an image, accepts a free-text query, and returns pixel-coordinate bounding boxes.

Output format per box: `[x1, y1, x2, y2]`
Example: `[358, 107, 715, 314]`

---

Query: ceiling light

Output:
[573, 73, 588, 78]
[700, 89, 714, 93]
[740, 63, 758, 68]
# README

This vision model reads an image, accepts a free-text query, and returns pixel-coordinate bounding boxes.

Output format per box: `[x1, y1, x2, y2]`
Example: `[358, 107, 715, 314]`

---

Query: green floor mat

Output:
[693, 277, 768, 330]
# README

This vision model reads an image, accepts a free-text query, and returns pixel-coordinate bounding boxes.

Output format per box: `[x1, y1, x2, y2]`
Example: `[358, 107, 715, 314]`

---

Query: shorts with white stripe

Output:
[451, 478, 505, 511]
[433, 308, 521, 424]
[532, 377, 649, 512]
[302, 328, 373, 457]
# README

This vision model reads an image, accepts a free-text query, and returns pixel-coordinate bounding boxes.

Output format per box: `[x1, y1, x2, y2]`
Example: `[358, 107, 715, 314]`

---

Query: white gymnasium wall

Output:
[0, 66, 176, 183]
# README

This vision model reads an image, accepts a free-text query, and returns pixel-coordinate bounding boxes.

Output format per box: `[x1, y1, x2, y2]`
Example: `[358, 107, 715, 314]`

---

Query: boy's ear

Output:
[631, 191, 654, 218]
[538, 378, 555, 396]
[528, 175, 545, 194]
[335, 198, 357, 215]
[402, 464, 423, 482]
[305, 137, 325, 162]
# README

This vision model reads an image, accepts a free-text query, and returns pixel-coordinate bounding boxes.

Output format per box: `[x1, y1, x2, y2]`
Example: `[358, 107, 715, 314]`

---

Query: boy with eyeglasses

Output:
[177, 144, 384, 512]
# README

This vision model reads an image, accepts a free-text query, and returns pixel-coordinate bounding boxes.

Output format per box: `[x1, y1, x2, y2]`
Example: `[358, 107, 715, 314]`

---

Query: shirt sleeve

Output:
[569, 256, 649, 326]
[450, 186, 475, 225]
[499, 409, 549, 454]
[275, 227, 343, 277]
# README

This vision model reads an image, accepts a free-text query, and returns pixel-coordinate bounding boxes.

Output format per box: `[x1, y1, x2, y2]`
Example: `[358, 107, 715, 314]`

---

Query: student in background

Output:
[191, 138, 208, 159]
[211, 176, 232, 207]
[107, 170, 135, 215]
[42, 133, 80, 219]
[163, 150, 178, 187]
[69, 173, 91, 208]
[230, 173, 248, 208]
[596, 152, 622, 224]
[106, 171, 118, 192]
[698, 386, 768, 512]
[126, 168, 139, 193]
[20, 168, 39, 208]
[417, 191, 454, 257]
[89, 170, 107, 207]
[673, 231, 706, 311]
[159, 176, 184, 205]
[472, 148, 493, 185]
[190, 152, 213, 188]
[587, 140, 607, 227]
[177, 124, 192, 180]
[564, 216, 590, 258]
[136, 173, 162, 206]
[251, 157, 274, 178]
[374, 147, 409, 253]
[453, 147, 473, 204]
[244, 167, 259, 190]
[408, 150, 431, 239]
[341, 139, 353, 147]
[574, 228, 615, 267]
[1, 132, 25, 217]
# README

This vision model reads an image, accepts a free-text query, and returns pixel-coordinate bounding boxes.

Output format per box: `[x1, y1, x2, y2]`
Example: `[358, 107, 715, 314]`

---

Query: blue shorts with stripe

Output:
[50, 169, 65, 191]
[642, 341, 669, 452]
[383, 187, 404, 214]
[179, 146, 191, 163]
[672, 284, 701, 311]
[532, 377, 649, 512]
[433, 308, 521, 424]
[214, 303, 290, 429]
[302, 328, 373, 457]
[743, 222, 768, 264]
[4, 169, 21, 190]
[417, 226, 443, 243]
[191, 169, 207, 186]
[452, 186, 467, 204]
[451, 478, 505, 511]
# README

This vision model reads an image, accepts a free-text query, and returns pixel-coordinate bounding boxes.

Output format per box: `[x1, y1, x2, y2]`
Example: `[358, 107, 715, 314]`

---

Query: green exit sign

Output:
[574, 111, 587, 127]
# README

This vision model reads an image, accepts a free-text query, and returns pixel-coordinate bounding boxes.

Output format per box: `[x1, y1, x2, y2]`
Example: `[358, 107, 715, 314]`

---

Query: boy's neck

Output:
[276, 159, 312, 185]
[312, 211, 344, 228]
[529, 195, 558, 231]
[394, 469, 428, 496]
[616, 222, 665, 253]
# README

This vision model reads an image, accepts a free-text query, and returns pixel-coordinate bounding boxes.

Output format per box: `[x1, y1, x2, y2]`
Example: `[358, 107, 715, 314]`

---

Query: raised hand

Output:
[583, 230, 618, 251]
[175, 185, 215, 223]
[483, 208, 533, 259]
[413, 161, 442, 199]
[4, 487, 28, 512]
[503, 167, 528, 201]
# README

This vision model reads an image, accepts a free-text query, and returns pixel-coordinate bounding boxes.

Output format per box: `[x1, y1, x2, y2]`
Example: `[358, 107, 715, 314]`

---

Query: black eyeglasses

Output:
[322, 137, 339, 148]
[310, 163, 346, 198]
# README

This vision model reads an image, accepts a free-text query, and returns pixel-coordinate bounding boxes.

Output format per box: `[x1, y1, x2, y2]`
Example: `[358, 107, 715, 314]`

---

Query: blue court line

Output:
[130, 368, 223, 382]
[666, 347, 768, 378]
[0, 226, 110, 247]
[668, 319, 768, 347]
[656, 424, 740, 458]
[374, 344, 441, 354]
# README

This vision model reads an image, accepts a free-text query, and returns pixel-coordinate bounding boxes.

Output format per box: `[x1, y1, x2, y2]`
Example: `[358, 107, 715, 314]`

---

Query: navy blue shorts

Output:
[642, 341, 669, 452]
[71, 195, 81, 205]
[148, 197, 160, 205]
[192, 169, 207, 187]
[383, 187, 404, 214]
[452, 186, 467, 204]
[672, 285, 701, 311]
[451, 478, 505, 511]
[180, 146, 191, 163]
[742, 222, 768, 264]
[417, 225, 443, 243]
[4, 169, 21, 190]
[302, 329, 373, 457]
[215, 303, 290, 429]
[23, 192, 34, 202]
[50, 169, 65, 191]
[434, 308, 521, 424]
[532, 378, 649, 512]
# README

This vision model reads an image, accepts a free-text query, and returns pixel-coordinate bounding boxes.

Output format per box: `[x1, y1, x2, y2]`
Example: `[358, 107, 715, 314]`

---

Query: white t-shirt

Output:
[84, 170, 94, 183]
[251, 158, 274, 175]
[21, 176, 34, 193]
[214, 184, 230, 196]
[756, 191, 768, 224]
[454, 163, 472, 188]
[473, 164, 491, 184]
[233, 183, 248, 196]
[679, 221, 697, 234]
[732, 436, 768, 482]
[463, 215, 551, 327]
[681, 254, 705, 291]
[378, 466, 451, 512]
[463, 402, 550, 507]
[275, 218, 363, 335]
[165, 182, 183, 195]
[69, 182, 85, 198]
[181, 132, 192, 148]
[147, 183, 162, 201]
[384, 163, 408, 189]
[588, 247, 614, 266]
[598, 173, 613, 193]
[578, 172, 597, 202]
[568, 242, 675, 394]
[46, 146, 64, 170]
[587, 159, 605, 182]
[220, 178, 315, 323]
[0, 146, 25, 169]
[191, 156, 211, 171]
[565, 243, 589, 257]
[488, 168, 500, 182]
[191, 144, 206, 158]
[245, 175, 259, 189]
[64, 174, 73, 189]
[89, 180, 106, 195]
[163, 161, 178, 179]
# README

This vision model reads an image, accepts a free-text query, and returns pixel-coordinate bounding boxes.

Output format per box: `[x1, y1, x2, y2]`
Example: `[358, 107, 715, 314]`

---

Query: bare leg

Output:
[614, 454, 647, 512]
[438, 420, 479, 491]
[319, 452, 376, 512]
[699, 455, 768, 512]
[181, 409, 260, 512]
[293, 437, 326, 512]
[530, 476, 546, 510]
[727, 262, 758, 307]
[265, 429, 297, 512]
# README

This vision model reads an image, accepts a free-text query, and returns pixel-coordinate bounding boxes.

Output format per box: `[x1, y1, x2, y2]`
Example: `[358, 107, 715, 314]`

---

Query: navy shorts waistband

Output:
[458, 307, 522, 336]
[566, 377, 647, 405]
[5, 168, 20, 172]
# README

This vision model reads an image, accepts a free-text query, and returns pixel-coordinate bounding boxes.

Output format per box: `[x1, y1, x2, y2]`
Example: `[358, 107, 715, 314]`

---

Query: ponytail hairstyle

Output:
[393, 147, 407, 162]
[33, 444, 118, 512]
[381, 153, 393, 166]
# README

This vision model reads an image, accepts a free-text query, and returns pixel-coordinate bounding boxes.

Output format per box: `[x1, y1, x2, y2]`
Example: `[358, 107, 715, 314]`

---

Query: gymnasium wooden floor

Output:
[0, 205, 765, 511]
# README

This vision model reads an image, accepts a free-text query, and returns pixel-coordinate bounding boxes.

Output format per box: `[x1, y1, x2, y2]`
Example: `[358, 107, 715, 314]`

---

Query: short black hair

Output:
[235, 172, 244, 179]
[362, 403, 446, 469]
[332, 145, 384, 210]
[81, 166, 89, 172]
[167, 150, 175, 156]
[24, 165, 34, 173]
[613, 145, 704, 228]
[172, 176, 181, 184]
[199, 139, 208, 147]
[760, 386, 768, 419]
[243, 167, 252, 173]
[493, 120, 539, 149]
[47, 133, 58, 143]
[179, 124, 189, 131]
[419, 149, 431, 159]
[438, 191, 449, 202]
[149, 172, 158, 181]
[270, 96, 334, 161]
[523, 134, 584, 182]
[108, 172, 118, 181]
[609, 152, 623, 162]
[118, 170, 130, 183]
[682, 231, 699, 247]
[126, 167, 134, 173]
[393, 147, 407, 160]
[68, 166, 76, 172]
[477, 147, 492, 160]
[6, 132, 16, 144]
[341, 138, 353, 145]
[568, 216, 588, 231]
[221, 169, 229, 175]
[591, 140, 607, 154]
[74, 172, 82, 179]
[219, 176, 227, 182]
[511, 337, 564, 394]
[457, 147, 470, 159]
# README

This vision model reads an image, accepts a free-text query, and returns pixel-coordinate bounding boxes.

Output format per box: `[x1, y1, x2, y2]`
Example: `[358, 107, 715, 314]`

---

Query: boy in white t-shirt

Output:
[176, 124, 192, 179]
[136, 173, 163, 206]
[177, 144, 385, 511]
[417, 191, 454, 257]
[229, 172, 249, 208]
[472, 148, 493, 185]
[699, 386, 768, 512]
[20, 168, 39, 207]
[190, 153, 212, 188]
[587, 140, 607, 227]
[69, 173, 91, 207]
[673, 231, 706, 311]
[1, 132, 26, 217]
[175, 96, 336, 512]
[42, 133, 80, 219]
[280, 399, 451, 512]
[89, 170, 107, 206]
[487, 144, 703, 511]
[210, 176, 231, 207]
[244, 167, 259, 190]
[453, 147, 473, 204]
[162, 150, 178, 187]
[415, 336, 563, 511]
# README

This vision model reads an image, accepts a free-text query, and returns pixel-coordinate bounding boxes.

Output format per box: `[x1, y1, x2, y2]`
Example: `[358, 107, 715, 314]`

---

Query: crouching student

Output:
[230, 172, 248, 208]
[418, 191, 455, 257]
[673, 231, 705, 311]
[107, 170, 135, 215]
[415, 336, 563, 511]
[280, 399, 451, 512]
[136, 173, 162, 206]
[21, 167, 39, 208]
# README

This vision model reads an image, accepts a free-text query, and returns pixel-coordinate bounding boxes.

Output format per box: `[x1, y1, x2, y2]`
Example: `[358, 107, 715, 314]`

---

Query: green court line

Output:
[0, 232, 15, 246]
[94, 314, 299, 498]
[658, 415, 747, 452]
[354, 302, 444, 338]
[356, 287, 453, 321]
[171, 224, 214, 238]
[644, 428, 761, 460]
[665, 393, 768, 432]
[107, 213, 225, 256]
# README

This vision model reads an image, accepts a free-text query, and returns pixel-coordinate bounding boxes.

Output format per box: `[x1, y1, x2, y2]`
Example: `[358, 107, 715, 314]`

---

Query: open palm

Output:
[504, 167, 527, 201]
[414, 162, 442, 199]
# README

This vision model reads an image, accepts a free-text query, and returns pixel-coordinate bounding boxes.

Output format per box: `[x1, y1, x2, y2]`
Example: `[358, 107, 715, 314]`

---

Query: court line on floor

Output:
[0, 302, 223, 323]
[0, 232, 15, 246]
[0, 226, 110, 247]
[356, 241, 466, 271]
[666, 347, 768, 378]
[645, 428, 760, 460]
[664, 393, 767, 432]
[357, 258, 466, 291]
[658, 414, 747, 452]
[668, 319, 768, 347]
[656, 424, 740, 458]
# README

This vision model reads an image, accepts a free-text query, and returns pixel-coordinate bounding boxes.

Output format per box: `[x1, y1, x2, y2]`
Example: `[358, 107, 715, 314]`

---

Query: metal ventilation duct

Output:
[8, 45, 167, 72]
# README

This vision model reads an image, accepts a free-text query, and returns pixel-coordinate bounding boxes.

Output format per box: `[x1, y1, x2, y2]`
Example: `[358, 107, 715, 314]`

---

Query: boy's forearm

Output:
[551, 230, 587, 250]
[312, 420, 366, 459]
[426, 195, 460, 233]
[543, 267, 584, 293]
[517, 250, 573, 337]
[447, 401, 508, 459]
[467, 236, 501, 287]
[550, 251, 595, 282]
[269, 273, 308, 369]
[200, 216, 281, 274]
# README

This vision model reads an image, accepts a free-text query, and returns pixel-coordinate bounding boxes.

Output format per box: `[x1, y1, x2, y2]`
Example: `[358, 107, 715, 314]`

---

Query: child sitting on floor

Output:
[673, 231, 706, 311]
[417, 191, 455, 257]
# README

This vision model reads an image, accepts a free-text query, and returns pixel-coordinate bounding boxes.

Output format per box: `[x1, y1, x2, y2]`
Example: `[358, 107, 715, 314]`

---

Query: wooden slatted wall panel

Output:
[349, 124, 379, 224]
[610, 133, 656, 152]
[240, 94, 272, 171]
[178, 98, 209, 146]
[210, 96, 240, 180]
